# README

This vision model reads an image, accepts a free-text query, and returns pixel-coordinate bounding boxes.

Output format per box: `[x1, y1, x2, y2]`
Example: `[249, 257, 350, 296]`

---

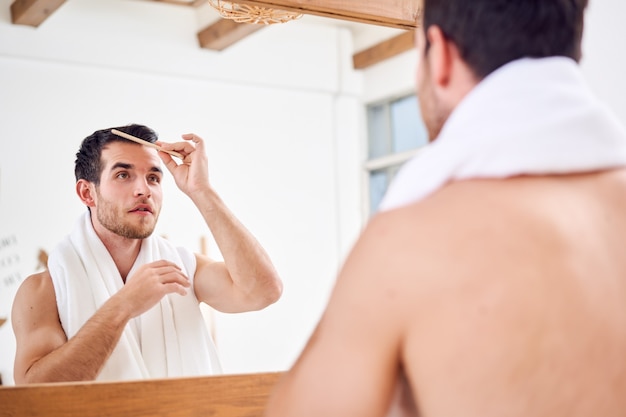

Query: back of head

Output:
[74, 124, 158, 184]
[423, 0, 589, 80]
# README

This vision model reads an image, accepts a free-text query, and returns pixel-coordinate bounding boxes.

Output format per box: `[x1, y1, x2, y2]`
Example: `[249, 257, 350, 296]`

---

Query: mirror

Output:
[0, 0, 404, 385]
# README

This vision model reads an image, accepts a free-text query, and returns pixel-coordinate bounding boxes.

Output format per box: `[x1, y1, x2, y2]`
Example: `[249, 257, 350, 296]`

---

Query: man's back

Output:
[389, 169, 626, 416]
[264, 169, 626, 417]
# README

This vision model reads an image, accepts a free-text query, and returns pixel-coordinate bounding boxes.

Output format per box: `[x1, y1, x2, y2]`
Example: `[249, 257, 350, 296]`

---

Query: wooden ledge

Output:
[0, 371, 284, 417]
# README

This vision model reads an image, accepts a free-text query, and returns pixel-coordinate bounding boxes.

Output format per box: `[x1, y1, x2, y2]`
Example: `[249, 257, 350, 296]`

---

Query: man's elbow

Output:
[252, 273, 283, 310]
[14, 361, 36, 385]
[263, 273, 283, 306]
[14, 367, 48, 385]
[13, 372, 27, 385]
[268, 275, 283, 304]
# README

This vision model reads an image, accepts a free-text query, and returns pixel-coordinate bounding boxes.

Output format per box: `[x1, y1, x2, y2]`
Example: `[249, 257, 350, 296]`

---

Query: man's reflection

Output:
[11, 124, 281, 383]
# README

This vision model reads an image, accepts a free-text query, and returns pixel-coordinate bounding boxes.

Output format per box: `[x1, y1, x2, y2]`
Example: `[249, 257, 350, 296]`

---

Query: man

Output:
[12, 124, 282, 383]
[265, 1, 626, 416]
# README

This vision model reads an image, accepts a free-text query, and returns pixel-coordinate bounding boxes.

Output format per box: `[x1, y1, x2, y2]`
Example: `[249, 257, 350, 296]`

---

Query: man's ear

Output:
[425, 25, 453, 88]
[76, 179, 95, 207]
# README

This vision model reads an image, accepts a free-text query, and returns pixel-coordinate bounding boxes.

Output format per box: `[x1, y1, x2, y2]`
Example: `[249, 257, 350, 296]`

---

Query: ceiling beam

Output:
[198, 19, 264, 51]
[10, 0, 66, 27]
[353, 30, 415, 70]
[235, 0, 420, 29]
[10, 0, 420, 36]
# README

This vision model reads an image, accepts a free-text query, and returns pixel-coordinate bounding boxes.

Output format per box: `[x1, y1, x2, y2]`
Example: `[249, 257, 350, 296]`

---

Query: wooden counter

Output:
[0, 371, 283, 417]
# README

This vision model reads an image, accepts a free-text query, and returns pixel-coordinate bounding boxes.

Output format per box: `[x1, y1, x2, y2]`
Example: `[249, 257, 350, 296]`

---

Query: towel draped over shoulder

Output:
[379, 57, 626, 212]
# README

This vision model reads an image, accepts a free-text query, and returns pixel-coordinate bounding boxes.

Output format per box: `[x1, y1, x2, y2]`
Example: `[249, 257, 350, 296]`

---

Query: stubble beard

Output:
[95, 193, 157, 240]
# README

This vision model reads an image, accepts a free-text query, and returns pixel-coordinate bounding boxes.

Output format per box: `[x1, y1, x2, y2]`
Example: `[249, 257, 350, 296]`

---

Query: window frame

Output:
[362, 91, 425, 218]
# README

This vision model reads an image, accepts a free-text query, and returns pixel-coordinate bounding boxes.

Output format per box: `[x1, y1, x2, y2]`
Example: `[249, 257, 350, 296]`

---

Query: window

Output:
[365, 94, 428, 215]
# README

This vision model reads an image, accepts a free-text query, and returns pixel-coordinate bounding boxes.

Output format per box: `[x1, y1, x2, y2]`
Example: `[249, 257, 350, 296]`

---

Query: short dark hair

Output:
[423, 0, 589, 80]
[74, 124, 158, 184]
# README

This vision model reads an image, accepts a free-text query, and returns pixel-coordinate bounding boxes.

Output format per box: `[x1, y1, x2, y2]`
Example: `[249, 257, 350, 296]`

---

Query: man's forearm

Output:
[23, 297, 131, 383]
[192, 187, 281, 300]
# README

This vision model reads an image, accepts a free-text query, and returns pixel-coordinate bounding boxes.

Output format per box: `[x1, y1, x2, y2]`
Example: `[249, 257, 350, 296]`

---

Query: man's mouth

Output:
[130, 205, 153, 214]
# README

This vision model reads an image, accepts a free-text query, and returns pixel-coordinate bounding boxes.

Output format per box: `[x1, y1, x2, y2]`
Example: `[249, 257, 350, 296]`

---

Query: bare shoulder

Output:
[327, 184, 492, 324]
[12, 270, 68, 384]
[12, 269, 59, 328]
[13, 269, 55, 302]
[352, 180, 522, 282]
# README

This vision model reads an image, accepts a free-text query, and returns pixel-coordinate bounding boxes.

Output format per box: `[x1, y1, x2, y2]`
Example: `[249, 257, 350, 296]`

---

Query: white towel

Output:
[379, 57, 626, 212]
[48, 211, 222, 381]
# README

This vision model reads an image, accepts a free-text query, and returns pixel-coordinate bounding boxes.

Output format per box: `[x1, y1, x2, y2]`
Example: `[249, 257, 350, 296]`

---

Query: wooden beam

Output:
[353, 30, 415, 69]
[198, 18, 265, 51]
[0, 372, 283, 417]
[12, 0, 420, 31]
[10, 0, 66, 27]
[235, 0, 420, 30]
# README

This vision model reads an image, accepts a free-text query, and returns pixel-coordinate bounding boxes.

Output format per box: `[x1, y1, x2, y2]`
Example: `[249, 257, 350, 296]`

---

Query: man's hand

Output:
[117, 260, 191, 318]
[157, 133, 210, 197]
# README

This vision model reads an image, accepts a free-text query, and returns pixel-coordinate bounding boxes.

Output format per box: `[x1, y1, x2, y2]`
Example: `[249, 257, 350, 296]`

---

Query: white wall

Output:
[580, 0, 626, 124]
[0, 0, 365, 384]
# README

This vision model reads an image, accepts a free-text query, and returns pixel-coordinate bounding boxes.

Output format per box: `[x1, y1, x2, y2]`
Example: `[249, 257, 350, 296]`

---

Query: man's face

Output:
[92, 141, 163, 240]
[415, 28, 449, 142]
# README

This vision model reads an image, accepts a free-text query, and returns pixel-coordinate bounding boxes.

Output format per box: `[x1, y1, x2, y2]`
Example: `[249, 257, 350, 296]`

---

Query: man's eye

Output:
[116, 172, 129, 179]
[149, 175, 161, 183]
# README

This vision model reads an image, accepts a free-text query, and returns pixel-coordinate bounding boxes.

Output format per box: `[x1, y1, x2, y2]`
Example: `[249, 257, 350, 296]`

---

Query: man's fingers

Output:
[147, 260, 182, 270]
[164, 283, 189, 296]
[139, 261, 190, 287]
[158, 269, 190, 285]
[181, 133, 205, 151]
[157, 140, 196, 157]
[182, 133, 201, 143]
[160, 154, 180, 173]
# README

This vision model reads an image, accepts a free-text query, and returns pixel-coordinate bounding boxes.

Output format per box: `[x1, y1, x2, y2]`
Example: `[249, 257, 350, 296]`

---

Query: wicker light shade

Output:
[208, 0, 302, 24]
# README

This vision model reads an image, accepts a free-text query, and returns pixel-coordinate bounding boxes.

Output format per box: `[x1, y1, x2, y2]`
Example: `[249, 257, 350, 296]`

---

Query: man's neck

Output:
[92, 221, 143, 283]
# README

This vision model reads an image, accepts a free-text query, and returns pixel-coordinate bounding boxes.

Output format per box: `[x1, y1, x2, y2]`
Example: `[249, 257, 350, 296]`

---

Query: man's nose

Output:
[134, 178, 151, 197]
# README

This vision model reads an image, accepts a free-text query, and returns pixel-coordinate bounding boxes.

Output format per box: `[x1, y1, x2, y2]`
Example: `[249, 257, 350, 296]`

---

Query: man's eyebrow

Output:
[109, 163, 162, 175]
[111, 162, 133, 171]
